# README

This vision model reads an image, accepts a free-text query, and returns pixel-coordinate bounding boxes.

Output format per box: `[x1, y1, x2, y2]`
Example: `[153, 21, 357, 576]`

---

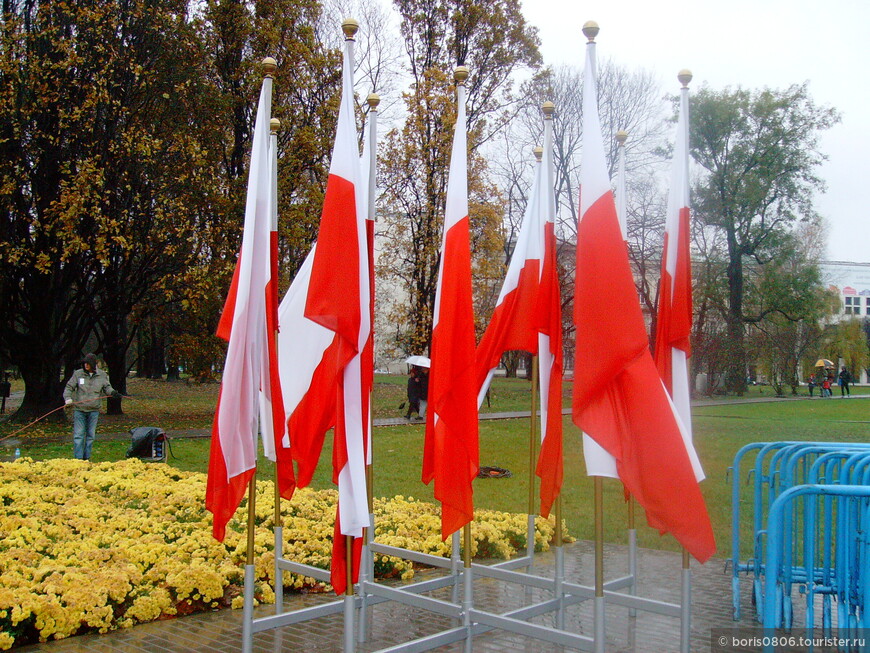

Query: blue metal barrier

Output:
[730, 442, 870, 630]
[762, 484, 870, 653]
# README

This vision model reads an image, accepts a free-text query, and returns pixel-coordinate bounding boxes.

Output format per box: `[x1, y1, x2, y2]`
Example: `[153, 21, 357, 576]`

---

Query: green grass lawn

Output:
[2, 375, 868, 558]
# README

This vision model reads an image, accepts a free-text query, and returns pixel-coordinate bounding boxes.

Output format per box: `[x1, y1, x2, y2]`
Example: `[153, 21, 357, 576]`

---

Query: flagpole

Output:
[463, 522, 474, 653]
[593, 475, 606, 653]
[358, 90, 379, 646]
[340, 18, 359, 653]
[240, 56, 276, 653]
[677, 68, 694, 653]
[614, 128, 639, 619]
[615, 130, 627, 239]
[539, 98, 565, 629]
[527, 351, 539, 563]
[580, 20, 607, 653]
[269, 115, 285, 618]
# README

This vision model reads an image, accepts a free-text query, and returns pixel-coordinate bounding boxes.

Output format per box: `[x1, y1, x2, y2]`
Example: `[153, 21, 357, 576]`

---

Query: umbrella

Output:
[405, 355, 431, 368]
[814, 359, 834, 368]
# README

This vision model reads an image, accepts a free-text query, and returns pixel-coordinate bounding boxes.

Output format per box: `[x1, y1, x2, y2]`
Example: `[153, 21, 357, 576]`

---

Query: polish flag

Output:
[572, 36, 715, 562]
[260, 122, 296, 501]
[653, 75, 705, 483]
[360, 111, 376, 468]
[277, 246, 338, 488]
[301, 36, 370, 595]
[475, 121, 563, 518]
[206, 76, 275, 541]
[422, 70, 479, 539]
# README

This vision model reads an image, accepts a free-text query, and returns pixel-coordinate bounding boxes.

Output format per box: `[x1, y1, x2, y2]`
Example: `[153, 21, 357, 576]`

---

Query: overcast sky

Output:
[521, 0, 869, 263]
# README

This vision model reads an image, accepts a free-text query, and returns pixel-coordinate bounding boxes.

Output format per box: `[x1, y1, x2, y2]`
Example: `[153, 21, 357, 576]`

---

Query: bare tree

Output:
[320, 0, 406, 124]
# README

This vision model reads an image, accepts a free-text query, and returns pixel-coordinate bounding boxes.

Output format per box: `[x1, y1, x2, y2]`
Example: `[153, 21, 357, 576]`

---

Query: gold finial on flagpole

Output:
[542, 101, 555, 119]
[533, 146, 544, 162]
[342, 18, 359, 40]
[615, 130, 628, 145]
[678, 69, 693, 89]
[261, 57, 277, 77]
[367, 93, 380, 109]
[454, 65, 469, 85]
[582, 21, 599, 42]
[270, 118, 280, 134]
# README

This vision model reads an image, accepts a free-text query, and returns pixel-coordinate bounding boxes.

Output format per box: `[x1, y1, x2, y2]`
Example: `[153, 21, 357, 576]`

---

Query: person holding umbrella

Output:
[404, 356, 430, 421]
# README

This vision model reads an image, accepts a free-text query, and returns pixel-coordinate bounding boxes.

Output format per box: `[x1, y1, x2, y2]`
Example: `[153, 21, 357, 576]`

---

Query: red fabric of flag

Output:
[206, 78, 274, 541]
[422, 77, 479, 539]
[572, 40, 714, 563]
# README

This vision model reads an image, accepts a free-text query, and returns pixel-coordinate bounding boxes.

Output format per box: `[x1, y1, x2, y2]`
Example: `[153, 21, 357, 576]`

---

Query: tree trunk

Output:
[103, 314, 128, 416]
[14, 351, 65, 423]
[502, 351, 520, 378]
[725, 232, 747, 394]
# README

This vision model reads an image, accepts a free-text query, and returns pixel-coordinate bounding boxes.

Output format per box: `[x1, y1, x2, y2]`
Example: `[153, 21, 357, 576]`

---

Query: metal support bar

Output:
[363, 582, 463, 618]
[242, 471, 258, 653]
[252, 599, 345, 632]
[276, 558, 331, 583]
[469, 608, 595, 651]
[242, 563, 255, 653]
[681, 548, 691, 653]
[594, 476, 605, 653]
[373, 627, 469, 653]
[370, 542, 456, 569]
[469, 562, 554, 589]
[462, 524, 473, 653]
[343, 593, 354, 653]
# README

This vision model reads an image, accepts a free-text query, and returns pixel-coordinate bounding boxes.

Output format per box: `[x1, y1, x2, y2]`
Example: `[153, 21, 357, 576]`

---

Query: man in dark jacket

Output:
[63, 353, 120, 460]
[405, 367, 423, 420]
[839, 366, 852, 397]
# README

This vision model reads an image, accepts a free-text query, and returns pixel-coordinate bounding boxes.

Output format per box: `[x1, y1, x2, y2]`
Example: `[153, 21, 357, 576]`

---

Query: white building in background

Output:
[821, 261, 870, 321]
[820, 261, 870, 383]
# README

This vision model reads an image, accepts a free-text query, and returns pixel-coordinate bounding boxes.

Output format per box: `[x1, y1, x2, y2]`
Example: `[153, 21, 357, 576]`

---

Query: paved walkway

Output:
[47, 393, 870, 444]
[17, 540, 766, 652]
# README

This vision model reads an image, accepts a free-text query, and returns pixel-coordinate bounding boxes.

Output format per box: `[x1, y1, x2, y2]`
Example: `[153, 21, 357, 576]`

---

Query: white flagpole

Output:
[358, 90, 379, 645]
[450, 65, 477, 653]
[677, 68, 693, 653]
[340, 18, 359, 653]
[615, 130, 627, 240]
[242, 56, 276, 653]
[581, 20, 607, 653]
[614, 128, 638, 619]
[269, 116, 285, 618]
[540, 99, 567, 630]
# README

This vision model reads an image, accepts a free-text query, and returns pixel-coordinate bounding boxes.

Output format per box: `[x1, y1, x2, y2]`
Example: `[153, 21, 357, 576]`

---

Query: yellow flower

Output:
[0, 458, 567, 647]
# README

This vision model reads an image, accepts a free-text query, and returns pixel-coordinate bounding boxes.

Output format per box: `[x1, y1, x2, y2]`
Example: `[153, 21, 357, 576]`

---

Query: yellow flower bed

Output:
[0, 458, 568, 649]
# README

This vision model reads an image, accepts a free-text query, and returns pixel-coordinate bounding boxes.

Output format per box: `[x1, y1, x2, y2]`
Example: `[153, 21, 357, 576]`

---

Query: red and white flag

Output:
[206, 76, 276, 541]
[572, 37, 715, 562]
[474, 120, 563, 518]
[295, 36, 370, 594]
[260, 123, 296, 501]
[653, 77, 704, 483]
[422, 72, 479, 539]
[360, 111, 376, 468]
[277, 245, 338, 487]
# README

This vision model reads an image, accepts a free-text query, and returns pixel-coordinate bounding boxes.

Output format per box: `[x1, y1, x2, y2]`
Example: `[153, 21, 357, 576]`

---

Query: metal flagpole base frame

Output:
[246, 514, 691, 651]
[242, 564, 256, 653]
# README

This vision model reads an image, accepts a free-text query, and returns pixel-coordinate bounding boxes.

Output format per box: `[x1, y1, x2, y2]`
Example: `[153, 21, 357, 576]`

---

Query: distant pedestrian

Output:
[405, 367, 423, 420]
[808, 377, 816, 397]
[839, 366, 852, 397]
[418, 367, 429, 419]
[63, 354, 121, 460]
[821, 375, 832, 398]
